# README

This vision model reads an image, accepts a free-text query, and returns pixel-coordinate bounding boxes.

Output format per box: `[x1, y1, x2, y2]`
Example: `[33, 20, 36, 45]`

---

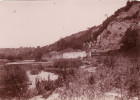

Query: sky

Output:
[0, 0, 128, 48]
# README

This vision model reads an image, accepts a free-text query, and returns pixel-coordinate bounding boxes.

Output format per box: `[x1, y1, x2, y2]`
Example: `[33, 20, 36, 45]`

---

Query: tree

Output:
[1, 65, 29, 98]
[121, 28, 138, 51]
[35, 46, 43, 61]
[35, 52, 42, 61]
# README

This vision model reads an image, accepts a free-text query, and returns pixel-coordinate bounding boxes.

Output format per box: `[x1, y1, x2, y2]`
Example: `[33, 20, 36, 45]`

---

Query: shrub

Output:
[1, 65, 29, 98]
[89, 75, 95, 85]
[55, 75, 63, 87]
[23, 88, 38, 99]
[58, 69, 95, 100]
[53, 59, 82, 84]
[30, 69, 40, 75]
[35, 76, 62, 95]
[121, 28, 139, 52]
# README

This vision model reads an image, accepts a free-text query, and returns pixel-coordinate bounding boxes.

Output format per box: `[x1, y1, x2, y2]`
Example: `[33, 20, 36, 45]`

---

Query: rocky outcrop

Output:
[96, 2, 140, 52]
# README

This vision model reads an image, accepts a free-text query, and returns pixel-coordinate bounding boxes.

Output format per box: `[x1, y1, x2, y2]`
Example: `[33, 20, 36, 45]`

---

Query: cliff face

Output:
[95, 1, 140, 53]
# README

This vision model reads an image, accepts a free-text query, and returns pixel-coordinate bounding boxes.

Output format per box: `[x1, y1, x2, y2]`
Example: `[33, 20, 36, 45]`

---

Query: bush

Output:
[121, 28, 138, 52]
[1, 65, 29, 98]
[35, 76, 62, 95]
[89, 75, 95, 85]
[53, 59, 82, 83]
[30, 69, 40, 75]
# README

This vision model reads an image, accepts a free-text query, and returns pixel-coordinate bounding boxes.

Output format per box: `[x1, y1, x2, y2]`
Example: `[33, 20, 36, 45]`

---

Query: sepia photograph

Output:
[0, 0, 140, 100]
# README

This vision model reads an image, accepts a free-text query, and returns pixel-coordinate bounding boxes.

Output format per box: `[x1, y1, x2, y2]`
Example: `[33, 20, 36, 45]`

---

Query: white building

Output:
[63, 51, 87, 59]
[42, 49, 87, 61]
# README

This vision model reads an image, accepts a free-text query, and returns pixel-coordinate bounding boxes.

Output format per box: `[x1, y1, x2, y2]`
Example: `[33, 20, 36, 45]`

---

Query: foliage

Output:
[0, 54, 5, 59]
[5, 55, 23, 61]
[1, 65, 29, 98]
[54, 59, 82, 79]
[56, 37, 83, 51]
[88, 74, 95, 85]
[30, 69, 41, 75]
[52, 56, 140, 100]
[23, 88, 38, 99]
[95, 56, 140, 99]
[6, 55, 15, 61]
[35, 53, 42, 61]
[53, 59, 82, 89]
[35, 76, 63, 95]
[57, 69, 95, 100]
[121, 28, 139, 51]
[54, 59, 82, 69]
[0, 47, 37, 60]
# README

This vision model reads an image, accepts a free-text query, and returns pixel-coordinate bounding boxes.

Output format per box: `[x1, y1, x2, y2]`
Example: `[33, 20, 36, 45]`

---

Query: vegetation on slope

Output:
[45, 1, 139, 52]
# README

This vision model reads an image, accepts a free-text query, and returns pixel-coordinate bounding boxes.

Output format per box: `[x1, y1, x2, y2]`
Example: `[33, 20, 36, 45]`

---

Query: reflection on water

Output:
[26, 71, 58, 89]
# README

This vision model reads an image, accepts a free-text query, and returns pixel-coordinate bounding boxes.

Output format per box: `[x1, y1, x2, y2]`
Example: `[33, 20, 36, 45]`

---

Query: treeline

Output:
[0, 53, 35, 61]
[0, 46, 49, 61]
[0, 47, 37, 60]
[0, 54, 23, 61]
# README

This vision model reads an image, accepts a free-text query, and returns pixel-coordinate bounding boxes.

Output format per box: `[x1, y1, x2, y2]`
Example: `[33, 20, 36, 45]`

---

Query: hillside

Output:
[96, 1, 140, 55]
[44, 1, 140, 55]
[0, 1, 139, 59]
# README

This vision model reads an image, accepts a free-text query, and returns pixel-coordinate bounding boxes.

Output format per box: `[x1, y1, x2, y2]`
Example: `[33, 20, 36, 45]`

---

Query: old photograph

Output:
[0, 0, 140, 100]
